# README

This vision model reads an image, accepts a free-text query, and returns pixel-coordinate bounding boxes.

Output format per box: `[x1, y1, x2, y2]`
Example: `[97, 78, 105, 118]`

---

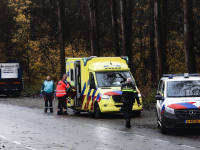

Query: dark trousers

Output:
[44, 92, 53, 110]
[122, 102, 133, 122]
[57, 95, 67, 110]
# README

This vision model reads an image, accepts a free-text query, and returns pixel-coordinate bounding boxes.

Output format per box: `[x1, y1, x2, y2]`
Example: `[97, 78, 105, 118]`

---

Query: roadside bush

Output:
[21, 83, 41, 95]
[140, 87, 157, 111]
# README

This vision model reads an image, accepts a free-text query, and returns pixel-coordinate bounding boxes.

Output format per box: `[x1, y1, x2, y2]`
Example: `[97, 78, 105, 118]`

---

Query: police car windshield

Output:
[167, 80, 200, 97]
[95, 71, 133, 87]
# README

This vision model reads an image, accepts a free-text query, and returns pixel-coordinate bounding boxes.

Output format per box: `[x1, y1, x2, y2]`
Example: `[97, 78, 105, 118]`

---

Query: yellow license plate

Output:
[185, 120, 200, 123]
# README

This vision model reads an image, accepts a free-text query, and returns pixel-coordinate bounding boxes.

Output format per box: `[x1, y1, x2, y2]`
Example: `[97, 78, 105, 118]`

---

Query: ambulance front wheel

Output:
[94, 103, 101, 118]
[132, 111, 141, 117]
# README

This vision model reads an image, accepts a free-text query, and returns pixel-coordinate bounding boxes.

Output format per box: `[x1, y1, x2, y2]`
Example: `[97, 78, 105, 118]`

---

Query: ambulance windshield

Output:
[95, 71, 133, 87]
[167, 80, 200, 97]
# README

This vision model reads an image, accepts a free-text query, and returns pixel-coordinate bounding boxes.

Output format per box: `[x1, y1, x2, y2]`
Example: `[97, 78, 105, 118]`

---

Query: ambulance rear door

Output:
[66, 61, 75, 107]
[66, 61, 81, 107]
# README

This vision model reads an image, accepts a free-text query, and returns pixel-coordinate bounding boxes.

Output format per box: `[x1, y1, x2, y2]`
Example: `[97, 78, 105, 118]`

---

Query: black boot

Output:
[44, 108, 48, 113]
[50, 108, 53, 113]
[57, 109, 63, 115]
[126, 121, 131, 128]
[63, 108, 68, 114]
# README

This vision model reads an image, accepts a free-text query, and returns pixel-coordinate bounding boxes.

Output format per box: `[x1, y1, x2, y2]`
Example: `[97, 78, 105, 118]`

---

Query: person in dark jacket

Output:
[63, 73, 72, 111]
[63, 73, 72, 98]
[40, 75, 56, 113]
[121, 78, 141, 128]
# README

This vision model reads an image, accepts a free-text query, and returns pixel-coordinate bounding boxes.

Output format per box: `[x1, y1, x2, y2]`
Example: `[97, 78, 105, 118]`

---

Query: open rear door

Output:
[66, 61, 81, 107]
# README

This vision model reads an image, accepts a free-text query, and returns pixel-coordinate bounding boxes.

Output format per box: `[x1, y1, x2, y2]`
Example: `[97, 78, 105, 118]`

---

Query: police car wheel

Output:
[161, 126, 168, 134]
[94, 103, 101, 118]
[161, 119, 169, 134]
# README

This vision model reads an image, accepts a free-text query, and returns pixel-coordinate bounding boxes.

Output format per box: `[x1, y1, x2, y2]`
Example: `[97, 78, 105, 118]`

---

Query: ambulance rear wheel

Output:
[73, 109, 80, 115]
[94, 103, 101, 118]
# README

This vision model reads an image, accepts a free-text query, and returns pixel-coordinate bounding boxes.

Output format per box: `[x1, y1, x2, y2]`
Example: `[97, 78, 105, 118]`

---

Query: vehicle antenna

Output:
[110, 57, 112, 65]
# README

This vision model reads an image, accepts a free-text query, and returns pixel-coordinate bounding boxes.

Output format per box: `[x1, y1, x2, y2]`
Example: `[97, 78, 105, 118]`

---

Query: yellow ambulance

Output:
[66, 56, 142, 118]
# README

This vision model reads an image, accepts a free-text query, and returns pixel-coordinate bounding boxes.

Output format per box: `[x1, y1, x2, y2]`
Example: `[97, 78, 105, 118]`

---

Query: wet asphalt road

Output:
[0, 101, 200, 150]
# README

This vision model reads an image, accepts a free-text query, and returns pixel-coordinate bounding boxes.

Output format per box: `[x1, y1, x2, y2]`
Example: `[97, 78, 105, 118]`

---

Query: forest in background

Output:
[0, 0, 200, 96]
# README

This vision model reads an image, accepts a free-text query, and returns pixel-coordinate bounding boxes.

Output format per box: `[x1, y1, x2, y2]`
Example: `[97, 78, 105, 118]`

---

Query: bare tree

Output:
[110, 0, 120, 56]
[183, 0, 197, 73]
[154, 0, 164, 78]
[120, 0, 134, 73]
[57, 0, 65, 74]
[127, 0, 134, 72]
[120, 0, 128, 56]
[150, 0, 157, 87]
[161, 0, 168, 73]
[88, 0, 100, 56]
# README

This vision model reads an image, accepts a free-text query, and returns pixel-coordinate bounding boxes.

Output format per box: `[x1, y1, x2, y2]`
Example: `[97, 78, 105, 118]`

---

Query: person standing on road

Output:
[56, 75, 70, 115]
[40, 75, 56, 113]
[121, 78, 141, 128]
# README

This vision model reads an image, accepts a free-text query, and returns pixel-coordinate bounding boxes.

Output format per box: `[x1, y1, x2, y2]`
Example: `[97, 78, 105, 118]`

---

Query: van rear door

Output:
[66, 61, 81, 107]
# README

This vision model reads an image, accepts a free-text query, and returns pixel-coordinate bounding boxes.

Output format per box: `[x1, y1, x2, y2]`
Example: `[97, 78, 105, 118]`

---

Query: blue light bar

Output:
[82, 57, 93, 66]
[121, 56, 129, 65]
[163, 73, 199, 77]
[104, 65, 121, 68]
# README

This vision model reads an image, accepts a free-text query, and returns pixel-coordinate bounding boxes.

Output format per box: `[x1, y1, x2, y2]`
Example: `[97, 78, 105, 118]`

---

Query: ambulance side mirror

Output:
[135, 80, 140, 88]
[90, 82, 96, 90]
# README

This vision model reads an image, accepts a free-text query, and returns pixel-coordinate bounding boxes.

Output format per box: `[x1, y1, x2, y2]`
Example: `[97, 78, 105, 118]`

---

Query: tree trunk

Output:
[150, 0, 157, 88]
[127, 0, 134, 73]
[154, 0, 163, 78]
[89, 0, 100, 56]
[57, 0, 65, 74]
[89, 0, 94, 56]
[139, 15, 144, 77]
[183, 0, 197, 73]
[93, 0, 100, 56]
[120, 0, 128, 56]
[161, 0, 168, 74]
[110, 0, 120, 56]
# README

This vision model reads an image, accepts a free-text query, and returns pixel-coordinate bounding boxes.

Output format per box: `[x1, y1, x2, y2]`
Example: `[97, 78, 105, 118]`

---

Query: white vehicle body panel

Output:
[0, 63, 19, 79]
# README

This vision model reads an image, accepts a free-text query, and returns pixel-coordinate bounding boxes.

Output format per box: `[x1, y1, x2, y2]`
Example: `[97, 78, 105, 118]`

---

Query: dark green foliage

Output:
[0, 0, 199, 89]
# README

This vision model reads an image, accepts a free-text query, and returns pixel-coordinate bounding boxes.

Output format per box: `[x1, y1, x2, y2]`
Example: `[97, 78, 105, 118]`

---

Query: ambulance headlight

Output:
[165, 106, 175, 115]
[101, 95, 110, 99]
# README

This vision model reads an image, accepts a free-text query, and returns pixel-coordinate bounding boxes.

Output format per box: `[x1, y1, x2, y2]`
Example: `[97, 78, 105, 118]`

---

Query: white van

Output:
[155, 73, 200, 133]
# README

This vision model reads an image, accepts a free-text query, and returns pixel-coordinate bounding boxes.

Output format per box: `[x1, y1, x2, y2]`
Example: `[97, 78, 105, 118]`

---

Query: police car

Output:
[155, 73, 200, 133]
